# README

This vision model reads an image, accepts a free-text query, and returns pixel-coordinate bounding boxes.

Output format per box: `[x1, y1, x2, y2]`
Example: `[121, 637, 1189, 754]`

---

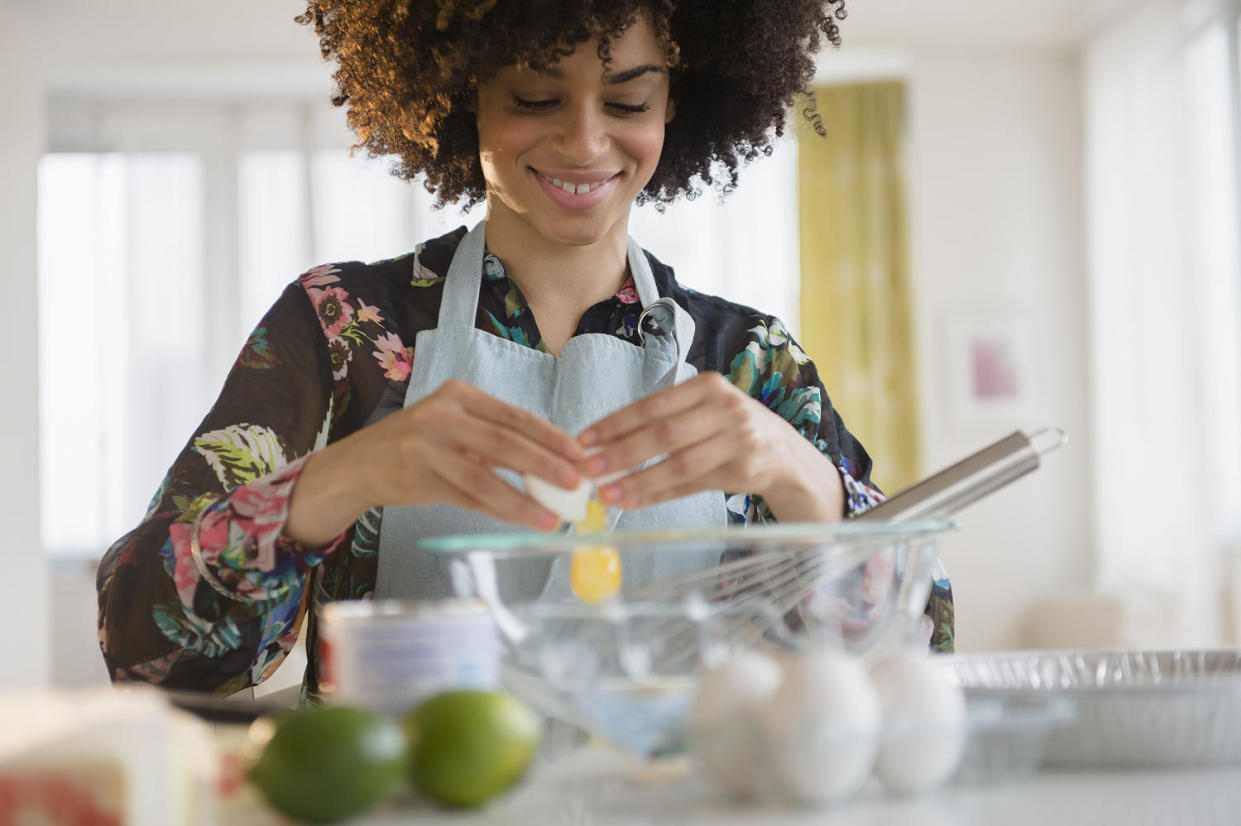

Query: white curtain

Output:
[1085, 0, 1241, 638]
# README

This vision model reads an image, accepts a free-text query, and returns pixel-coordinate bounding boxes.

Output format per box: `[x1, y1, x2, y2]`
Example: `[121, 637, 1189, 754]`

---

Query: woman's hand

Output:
[577, 372, 846, 522]
[285, 379, 583, 545]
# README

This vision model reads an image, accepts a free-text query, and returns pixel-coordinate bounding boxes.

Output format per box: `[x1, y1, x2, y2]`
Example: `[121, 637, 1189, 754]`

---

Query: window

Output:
[1185, 15, 1241, 546]
[1085, 0, 1241, 595]
[37, 97, 799, 556]
[38, 152, 206, 556]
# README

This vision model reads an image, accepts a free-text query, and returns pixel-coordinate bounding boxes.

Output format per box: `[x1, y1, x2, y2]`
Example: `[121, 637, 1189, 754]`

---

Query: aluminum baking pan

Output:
[948, 649, 1241, 768]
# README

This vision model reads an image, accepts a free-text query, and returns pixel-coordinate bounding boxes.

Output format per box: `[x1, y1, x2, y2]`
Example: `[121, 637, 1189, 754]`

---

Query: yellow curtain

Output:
[798, 81, 919, 493]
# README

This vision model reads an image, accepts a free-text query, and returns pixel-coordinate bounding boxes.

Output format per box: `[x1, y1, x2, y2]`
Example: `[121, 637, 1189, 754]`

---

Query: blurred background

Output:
[4, 0, 1241, 691]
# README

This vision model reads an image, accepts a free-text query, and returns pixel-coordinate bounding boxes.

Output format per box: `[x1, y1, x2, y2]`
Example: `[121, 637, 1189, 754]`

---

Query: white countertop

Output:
[355, 746, 1241, 826]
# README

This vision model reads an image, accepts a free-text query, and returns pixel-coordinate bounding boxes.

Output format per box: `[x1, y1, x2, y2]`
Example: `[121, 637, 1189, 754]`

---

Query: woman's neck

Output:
[483, 210, 630, 354]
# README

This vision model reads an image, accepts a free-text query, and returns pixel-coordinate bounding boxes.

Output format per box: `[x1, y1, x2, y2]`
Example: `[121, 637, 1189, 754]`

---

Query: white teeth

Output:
[546, 175, 607, 195]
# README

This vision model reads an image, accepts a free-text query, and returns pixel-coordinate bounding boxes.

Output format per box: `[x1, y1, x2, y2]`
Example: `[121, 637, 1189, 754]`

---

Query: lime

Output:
[248, 705, 407, 823]
[402, 690, 541, 808]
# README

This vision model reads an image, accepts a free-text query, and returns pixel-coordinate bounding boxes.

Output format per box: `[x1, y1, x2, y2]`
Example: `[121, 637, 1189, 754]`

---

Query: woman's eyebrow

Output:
[603, 64, 665, 85]
[532, 64, 666, 85]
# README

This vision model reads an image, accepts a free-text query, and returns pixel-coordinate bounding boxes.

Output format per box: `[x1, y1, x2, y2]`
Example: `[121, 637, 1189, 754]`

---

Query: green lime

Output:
[402, 690, 541, 808]
[248, 705, 407, 823]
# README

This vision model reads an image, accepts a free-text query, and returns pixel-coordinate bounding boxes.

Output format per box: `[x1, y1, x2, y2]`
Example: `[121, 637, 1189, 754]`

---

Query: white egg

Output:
[869, 651, 966, 796]
[688, 650, 783, 800]
[691, 649, 783, 726]
[524, 474, 592, 524]
[760, 650, 881, 807]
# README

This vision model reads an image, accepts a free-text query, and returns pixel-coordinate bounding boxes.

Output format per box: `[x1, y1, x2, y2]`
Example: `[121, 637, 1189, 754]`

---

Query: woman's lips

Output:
[531, 169, 620, 211]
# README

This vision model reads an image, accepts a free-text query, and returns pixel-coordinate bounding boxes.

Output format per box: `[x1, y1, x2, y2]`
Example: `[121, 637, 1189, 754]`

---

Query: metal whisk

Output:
[655, 428, 1067, 665]
[678, 542, 942, 671]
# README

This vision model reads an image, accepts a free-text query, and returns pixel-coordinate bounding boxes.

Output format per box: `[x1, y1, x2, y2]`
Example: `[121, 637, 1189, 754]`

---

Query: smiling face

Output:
[475, 15, 675, 250]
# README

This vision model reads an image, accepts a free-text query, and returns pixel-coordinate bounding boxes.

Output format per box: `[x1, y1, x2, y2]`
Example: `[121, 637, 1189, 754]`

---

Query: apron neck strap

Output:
[438, 220, 489, 329]
[439, 221, 667, 331]
[628, 237, 694, 367]
[626, 236, 661, 307]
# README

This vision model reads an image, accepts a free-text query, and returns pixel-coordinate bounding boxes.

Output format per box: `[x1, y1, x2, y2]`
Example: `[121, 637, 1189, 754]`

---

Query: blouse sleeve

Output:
[722, 316, 884, 524]
[723, 316, 955, 652]
[96, 279, 346, 695]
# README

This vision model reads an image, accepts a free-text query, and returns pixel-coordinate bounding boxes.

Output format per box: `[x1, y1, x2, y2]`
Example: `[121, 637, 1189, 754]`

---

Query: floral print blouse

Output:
[96, 227, 954, 697]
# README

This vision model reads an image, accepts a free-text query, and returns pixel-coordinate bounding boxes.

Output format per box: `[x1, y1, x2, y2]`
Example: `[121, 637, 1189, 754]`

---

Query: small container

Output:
[318, 599, 500, 716]
[953, 693, 1077, 785]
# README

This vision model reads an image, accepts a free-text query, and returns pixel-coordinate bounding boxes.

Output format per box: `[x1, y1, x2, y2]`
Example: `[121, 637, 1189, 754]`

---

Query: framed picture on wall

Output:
[945, 311, 1037, 429]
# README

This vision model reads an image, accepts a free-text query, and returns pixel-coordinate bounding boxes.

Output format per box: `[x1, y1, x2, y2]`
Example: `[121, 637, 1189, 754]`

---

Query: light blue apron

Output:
[374, 221, 728, 601]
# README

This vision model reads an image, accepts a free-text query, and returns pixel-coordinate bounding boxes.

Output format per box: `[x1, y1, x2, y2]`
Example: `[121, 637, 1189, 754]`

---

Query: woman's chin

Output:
[527, 212, 628, 249]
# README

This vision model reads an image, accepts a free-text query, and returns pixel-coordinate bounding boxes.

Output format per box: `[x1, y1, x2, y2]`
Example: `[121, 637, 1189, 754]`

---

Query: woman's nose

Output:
[554, 103, 609, 164]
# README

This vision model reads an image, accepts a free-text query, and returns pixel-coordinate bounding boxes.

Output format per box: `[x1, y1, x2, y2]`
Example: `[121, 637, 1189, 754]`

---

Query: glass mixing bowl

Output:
[420, 521, 952, 757]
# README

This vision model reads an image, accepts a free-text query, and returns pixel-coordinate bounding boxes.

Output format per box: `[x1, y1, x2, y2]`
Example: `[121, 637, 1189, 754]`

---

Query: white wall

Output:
[813, 40, 1093, 651]
[2, 5, 51, 688]
[903, 51, 1093, 651]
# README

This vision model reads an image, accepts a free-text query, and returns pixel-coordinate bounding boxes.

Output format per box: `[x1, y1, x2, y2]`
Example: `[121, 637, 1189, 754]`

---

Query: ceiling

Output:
[20, 0, 1133, 96]
[845, 0, 1131, 49]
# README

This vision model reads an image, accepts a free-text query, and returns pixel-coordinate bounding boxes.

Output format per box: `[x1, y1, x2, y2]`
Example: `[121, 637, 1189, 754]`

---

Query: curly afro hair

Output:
[296, 0, 847, 208]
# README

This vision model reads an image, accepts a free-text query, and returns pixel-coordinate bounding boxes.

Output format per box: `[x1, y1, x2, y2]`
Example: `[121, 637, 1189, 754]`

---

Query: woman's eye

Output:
[513, 96, 557, 111]
[608, 102, 651, 115]
[511, 96, 652, 115]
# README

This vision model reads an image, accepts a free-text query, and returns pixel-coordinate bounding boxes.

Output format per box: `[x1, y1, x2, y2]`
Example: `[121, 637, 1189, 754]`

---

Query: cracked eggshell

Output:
[870, 651, 966, 796]
[688, 650, 783, 800]
[524, 474, 592, 524]
[760, 651, 881, 807]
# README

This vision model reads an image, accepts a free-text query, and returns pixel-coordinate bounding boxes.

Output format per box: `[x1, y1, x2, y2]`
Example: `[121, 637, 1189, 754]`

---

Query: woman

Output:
[97, 0, 952, 696]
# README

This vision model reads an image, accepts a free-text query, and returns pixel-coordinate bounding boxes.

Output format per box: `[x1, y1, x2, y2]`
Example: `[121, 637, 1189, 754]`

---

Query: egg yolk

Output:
[570, 499, 621, 603]
[576, 498, 608, 534]
[570, 546, 621, 604]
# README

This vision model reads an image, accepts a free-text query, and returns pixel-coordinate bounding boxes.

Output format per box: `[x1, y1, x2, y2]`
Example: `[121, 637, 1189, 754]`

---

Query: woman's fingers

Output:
[358, 380, 580, 527]
[429, 443, 559, 530]
[446, 380, 583, 463]
[577, 372, 806, 510]
[451, 414, 581, 489]
[596, 432, 738, 509]
[579, 372, 723, 447]
[444, 478, 550, 530]
[585, 401, 732, 484]
[581, 373, 745, 481]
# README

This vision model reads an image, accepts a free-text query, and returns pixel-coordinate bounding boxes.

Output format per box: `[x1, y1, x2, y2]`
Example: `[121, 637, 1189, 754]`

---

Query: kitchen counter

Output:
[344, 746, 1241, 826]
